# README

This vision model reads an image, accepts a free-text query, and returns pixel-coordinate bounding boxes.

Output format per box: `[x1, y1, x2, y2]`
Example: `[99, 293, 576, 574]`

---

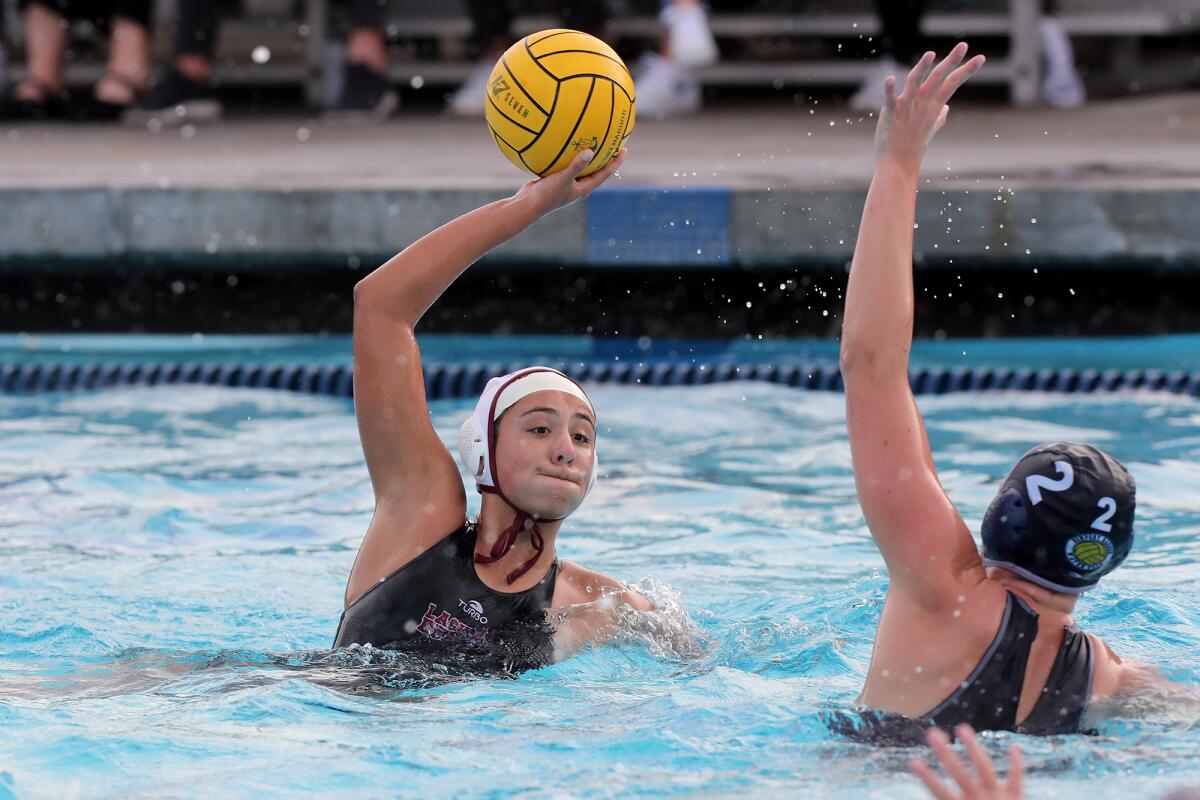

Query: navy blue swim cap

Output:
[981, 442, 1135, 594]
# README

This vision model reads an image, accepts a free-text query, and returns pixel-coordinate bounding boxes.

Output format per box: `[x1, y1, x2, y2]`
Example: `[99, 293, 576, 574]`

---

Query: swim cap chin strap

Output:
[457, 367, 597, 584]
[472, 511, 546, 586]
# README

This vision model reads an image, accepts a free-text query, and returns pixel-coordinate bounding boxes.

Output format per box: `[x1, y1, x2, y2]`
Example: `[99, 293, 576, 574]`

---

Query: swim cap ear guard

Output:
[981, 442, 1136, 594]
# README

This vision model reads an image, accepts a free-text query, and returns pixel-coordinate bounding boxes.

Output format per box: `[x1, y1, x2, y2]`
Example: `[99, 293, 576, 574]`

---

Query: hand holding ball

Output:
[485, 29, 636, 178]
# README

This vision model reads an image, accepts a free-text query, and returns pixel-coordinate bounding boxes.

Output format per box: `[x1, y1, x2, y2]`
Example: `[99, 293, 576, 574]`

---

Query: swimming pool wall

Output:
[4, 186, 1200, 269]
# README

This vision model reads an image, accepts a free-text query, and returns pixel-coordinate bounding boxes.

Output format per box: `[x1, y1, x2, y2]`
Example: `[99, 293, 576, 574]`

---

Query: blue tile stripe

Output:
[2, 362, 1197, 399]
[586, 187, 732, 267]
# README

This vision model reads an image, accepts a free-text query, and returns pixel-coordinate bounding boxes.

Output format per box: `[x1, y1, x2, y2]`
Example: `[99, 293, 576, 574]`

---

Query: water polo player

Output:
[838, 44, 1157, 736]
[334, 146, 649, 664]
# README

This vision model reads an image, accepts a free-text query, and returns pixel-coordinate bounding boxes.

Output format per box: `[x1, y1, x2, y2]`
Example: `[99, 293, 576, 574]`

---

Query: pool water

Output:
[1, 336, 1199, 798]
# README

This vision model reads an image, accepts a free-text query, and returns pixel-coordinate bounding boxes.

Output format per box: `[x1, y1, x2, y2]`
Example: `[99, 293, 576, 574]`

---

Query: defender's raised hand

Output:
[910, 726, 1025, 800]
[873, 43, 985, 172]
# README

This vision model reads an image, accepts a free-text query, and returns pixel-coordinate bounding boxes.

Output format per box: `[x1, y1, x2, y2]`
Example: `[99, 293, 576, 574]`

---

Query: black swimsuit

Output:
[334, 522, 560, 670]
[827, 591, 1095, 743]
[925, 591, 1095, 735]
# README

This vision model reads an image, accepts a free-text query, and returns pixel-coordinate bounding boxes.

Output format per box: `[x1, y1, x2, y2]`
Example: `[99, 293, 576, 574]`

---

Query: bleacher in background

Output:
[4, 0, 1200, 108]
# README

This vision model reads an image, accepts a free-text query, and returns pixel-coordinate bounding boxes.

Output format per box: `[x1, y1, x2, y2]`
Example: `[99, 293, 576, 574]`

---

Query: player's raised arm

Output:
[838, 45, 985, 609]
[344, 150, 624, 604]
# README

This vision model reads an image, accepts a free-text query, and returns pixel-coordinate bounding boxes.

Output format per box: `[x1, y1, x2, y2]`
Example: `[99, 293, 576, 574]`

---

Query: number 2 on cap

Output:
[1025, 460, 1074, 505]
[1091, 497, 1117, 532]
[1026, 462, 1118, 533]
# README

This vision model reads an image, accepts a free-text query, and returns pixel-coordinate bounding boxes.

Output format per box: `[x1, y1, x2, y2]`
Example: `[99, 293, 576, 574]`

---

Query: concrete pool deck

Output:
[2, 92, 1199, 269]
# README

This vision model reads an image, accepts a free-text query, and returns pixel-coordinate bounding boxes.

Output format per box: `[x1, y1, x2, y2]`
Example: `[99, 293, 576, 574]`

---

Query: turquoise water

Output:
[1, 336, 1199, 798]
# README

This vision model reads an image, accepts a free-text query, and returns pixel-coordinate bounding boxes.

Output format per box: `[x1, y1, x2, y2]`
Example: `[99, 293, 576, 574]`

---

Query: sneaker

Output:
[325, 62, 398, 122]
[849, 56, 900, 113]
[447, 58, 493, 117]
[123, 66, 222, 127]
[632, 52, 701, 119]
[662, 4, 718, 70]
[1040, 18, 1085, 108]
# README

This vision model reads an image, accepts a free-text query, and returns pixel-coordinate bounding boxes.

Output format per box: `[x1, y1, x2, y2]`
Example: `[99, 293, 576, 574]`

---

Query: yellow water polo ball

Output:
[1072, 539, 1109, 567]
[485, 29, 636, 178]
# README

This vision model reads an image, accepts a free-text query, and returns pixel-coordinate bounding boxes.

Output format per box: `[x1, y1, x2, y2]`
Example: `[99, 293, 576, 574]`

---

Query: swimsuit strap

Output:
[1018, 625, 1095, 735]
[924, 592, 1039, 732]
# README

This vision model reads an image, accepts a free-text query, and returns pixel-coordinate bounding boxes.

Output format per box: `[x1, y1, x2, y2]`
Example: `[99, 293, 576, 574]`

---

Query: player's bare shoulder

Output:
[553, 559, 653, 611]
[1089, 633, 1163, 698]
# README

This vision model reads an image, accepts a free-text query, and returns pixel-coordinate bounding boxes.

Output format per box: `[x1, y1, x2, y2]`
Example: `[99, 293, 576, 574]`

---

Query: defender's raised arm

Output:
[839, 45, 984, 607]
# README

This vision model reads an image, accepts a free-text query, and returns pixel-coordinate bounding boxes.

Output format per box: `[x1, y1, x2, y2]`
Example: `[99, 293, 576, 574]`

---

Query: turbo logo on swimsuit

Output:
[458, 599, 489, 625]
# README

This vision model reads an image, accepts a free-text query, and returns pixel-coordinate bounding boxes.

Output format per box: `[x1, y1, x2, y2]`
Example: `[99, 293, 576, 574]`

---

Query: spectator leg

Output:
[0, 1, 8, 92]
[20, 1, 67, 95]
[873, 0, 927, 64]
[96, 12, 150, 102]
[446, 0, 513, 116]
[304, 0, 326, 108]
[466, 0, 512, 58]
[850, 0, 926, 112]
[323, 0, 396, 116]
[175, 0, 217, 81]
[1010, 0, 1042, 106]
[345, 0, 387, 74]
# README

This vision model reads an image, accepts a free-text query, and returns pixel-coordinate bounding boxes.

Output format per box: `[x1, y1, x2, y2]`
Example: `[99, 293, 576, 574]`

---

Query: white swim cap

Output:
[457, 366, 598, 500]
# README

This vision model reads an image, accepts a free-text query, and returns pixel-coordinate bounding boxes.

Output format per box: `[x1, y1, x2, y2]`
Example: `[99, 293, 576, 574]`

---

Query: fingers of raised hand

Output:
[1005, 745, 1024, 797]
[574, 148, 626, 195]
[957, 725, 1000, 790]
[604, 147, 627, 177]
[883, 74, 898, 111]
[937, 54, 987, 104]
[926, 728, 977, 793]
[567, 149, 596, 180]
[933, 104, 950, 135]
[910, 758, 960, 800]
[923, 42, 970, 97]
[902, 51, 937, 100]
